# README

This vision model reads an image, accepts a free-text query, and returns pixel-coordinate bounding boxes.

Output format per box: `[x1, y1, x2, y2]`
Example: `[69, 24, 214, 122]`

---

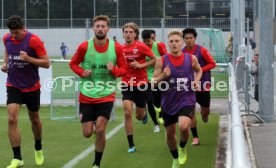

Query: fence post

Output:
[161, 18, 165, 44]
[232, 19, 239, 67]
[1, 0, 3, 29]
[244, 18, 250, 108]
[85, 19, 90, 40]
[258, 0, 275, 122]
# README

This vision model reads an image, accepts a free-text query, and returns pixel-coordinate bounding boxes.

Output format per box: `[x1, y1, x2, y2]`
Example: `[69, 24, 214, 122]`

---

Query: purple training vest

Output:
[161, 53, 195, 115]
[5, 32, 39, 89]
[183, 45, 211, 90]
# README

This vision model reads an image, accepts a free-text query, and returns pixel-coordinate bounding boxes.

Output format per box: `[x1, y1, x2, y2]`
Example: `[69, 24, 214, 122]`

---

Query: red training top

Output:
[69, 39, 126, 104]
[122, 40, 155, 86]
[3, 31, 47, 92]
[183, 44, 216, 72]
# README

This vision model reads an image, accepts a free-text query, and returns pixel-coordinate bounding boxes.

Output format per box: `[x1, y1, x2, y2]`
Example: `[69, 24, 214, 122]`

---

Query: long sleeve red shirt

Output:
[184, 45, 216, 72]
[3, 31, 47, 92]
[69, 39, 126, 104]
[148, 42, 167, 56]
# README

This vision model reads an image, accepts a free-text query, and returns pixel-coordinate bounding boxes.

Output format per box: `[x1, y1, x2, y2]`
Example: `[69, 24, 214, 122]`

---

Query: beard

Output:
[95, 33, 106, 40]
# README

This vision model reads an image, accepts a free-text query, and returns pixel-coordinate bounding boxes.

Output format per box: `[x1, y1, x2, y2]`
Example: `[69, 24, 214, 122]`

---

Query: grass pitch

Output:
[0, 106, 219, 168]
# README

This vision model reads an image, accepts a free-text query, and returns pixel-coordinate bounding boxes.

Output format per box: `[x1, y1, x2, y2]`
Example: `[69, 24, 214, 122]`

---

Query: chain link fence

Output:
[0, 18, 231, 30]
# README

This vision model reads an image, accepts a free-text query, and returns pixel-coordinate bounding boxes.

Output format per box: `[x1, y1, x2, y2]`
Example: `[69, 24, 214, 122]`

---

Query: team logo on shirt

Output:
[177, 78, 188, 83]
[132, 48, 138, 54]
[9, 54, 21, 60]
[169, 78, 175, 84]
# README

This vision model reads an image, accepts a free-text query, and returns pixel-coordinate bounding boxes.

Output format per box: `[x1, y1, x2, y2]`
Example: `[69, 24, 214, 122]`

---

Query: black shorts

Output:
[7, 86, 40, 112]
[146, 82, 161, 106]
[147, 87, 153, 102]
[163, 106, 194, 127]
[122, 85, 148, 108]
[152, 89, 162, 107]
[196, 91, 210, 107]
[79, 102, 113, 123]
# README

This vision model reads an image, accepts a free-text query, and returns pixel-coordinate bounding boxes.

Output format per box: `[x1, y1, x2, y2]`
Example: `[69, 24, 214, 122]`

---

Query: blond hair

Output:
[93, 15, 110, 26]
[122, 22, 139, 40]
[167, 29, 183, 38]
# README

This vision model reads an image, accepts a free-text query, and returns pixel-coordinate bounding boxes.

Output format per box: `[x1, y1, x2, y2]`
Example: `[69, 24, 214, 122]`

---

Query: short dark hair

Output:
[149, 29, 156, 35]
[6, 15, 24, 29]
[142, 29, 151, 40]
[182, 28, 197, 38]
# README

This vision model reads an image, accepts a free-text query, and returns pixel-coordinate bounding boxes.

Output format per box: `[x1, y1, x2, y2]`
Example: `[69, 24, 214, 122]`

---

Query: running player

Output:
[69, 15, 126, 168]
[142, 29, 167, 132]
[182, 28, 216, 145]
[122, 22, 157, 153]
[1, 15, 50, 168]
[152, 29, 202, 167]
[149, 29, 157, 41]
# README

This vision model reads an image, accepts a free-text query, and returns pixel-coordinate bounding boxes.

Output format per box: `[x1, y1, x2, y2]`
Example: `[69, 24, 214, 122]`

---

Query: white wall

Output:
[0, 28, 124, 58]
[0, 66, 52, 105]
[0, 28, 229, 58]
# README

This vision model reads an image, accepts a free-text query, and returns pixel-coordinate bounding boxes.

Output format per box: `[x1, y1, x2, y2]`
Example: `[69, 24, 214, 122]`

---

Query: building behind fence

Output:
[0, 0, 260, 29]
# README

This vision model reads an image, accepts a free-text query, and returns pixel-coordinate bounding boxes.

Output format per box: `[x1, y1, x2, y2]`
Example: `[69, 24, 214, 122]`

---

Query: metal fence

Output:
[227, 63, 251, 168]
[0, 18, 231, 31]
[0, 18, 231, 59]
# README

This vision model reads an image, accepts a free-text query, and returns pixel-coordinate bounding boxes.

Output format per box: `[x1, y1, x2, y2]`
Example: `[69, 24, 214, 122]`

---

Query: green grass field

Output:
[0, 106, 219, 168]
[211, 70, 229, 98]
[51, 62, 229, 99]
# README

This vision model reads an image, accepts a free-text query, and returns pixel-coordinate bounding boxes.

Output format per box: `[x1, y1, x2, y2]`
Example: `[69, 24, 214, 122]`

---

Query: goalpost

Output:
[50, 60, 79, 120]
[196, 28, 229, 63]
[50, 76, 79, 120]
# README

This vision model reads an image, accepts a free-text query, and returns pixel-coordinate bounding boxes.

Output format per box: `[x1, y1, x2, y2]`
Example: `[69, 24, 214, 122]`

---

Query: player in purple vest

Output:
[182, 28, 216, 146]
[1, 15, 50, 168]
[152, 29, 202, 167]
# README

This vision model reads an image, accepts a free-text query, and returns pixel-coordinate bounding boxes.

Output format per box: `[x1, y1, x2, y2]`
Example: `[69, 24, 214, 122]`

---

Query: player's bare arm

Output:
[152, 57, 170, 87]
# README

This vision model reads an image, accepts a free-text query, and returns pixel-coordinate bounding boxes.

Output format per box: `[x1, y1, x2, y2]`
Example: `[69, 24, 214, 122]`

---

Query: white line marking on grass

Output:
[62, 122, 124, 168]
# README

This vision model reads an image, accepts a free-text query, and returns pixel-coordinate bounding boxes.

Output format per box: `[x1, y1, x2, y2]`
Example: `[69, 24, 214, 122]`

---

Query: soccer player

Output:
[60, 42, 69, 60]
[121, 22, 156, 153]
[182, 28, 216, 145]
[1, 15, 50, 168]
[149, 29, 157, 41]
[152, 29, 202, 167]
[141, 29, 167, 132]
[148, 29, 167, 124]
[69, 15, 126, 168]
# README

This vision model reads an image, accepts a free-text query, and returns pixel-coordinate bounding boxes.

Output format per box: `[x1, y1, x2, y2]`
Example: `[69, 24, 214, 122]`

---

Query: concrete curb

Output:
[216, 115, 229, 168]
[243, 116, 258, 168]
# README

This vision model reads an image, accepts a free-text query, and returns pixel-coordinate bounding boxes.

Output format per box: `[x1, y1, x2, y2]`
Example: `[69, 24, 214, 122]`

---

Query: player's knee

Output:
[96, 127, 105, 137]
[136, 113, 144, 120]
[179, 124, 189, 133]
[124, 110, 132, 119]
[8, 115, 18, 126]
[83, 130, 93, 138]
[30, 116, 40, 125]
